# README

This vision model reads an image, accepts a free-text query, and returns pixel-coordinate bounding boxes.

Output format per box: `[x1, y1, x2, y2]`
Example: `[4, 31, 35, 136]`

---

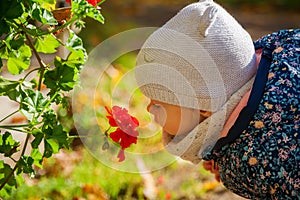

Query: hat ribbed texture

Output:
[135, 0, 256, 112]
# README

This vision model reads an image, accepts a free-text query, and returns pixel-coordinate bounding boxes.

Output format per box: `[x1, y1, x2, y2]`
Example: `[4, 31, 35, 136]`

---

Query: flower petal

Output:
[109, 128, 122, 143]
[117, 149, 125, 162]
[131, 116, 139, 126]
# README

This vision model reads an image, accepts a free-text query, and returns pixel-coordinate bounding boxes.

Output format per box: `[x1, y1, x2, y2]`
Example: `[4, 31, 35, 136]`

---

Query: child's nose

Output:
[146, 102, 152, 112]
[147, 100, 157, 112]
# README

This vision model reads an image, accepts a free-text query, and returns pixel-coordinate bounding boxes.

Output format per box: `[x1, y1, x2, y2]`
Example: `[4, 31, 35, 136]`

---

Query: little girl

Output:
[135, 0, 300, 198]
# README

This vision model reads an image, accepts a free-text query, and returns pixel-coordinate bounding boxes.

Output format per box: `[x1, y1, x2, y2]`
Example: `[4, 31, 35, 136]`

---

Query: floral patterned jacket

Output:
[203, 29, 300, 199]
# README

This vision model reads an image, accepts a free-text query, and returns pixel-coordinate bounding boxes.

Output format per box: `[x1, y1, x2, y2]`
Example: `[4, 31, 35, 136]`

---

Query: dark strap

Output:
[212, 55, 271, 151]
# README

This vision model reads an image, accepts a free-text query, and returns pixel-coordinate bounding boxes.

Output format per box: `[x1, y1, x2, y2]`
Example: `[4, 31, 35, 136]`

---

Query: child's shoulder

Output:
[254, 29, 300, 50]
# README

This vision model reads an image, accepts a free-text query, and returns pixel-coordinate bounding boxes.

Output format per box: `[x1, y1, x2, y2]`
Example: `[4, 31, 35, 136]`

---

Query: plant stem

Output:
[0, 124, 31, 128]
[25, 34, 47, 91]
[0, 127, 29, 134]
[23, 67, 40, 81]
[0, 133, 30, 191]
[0, 110, 19, 123]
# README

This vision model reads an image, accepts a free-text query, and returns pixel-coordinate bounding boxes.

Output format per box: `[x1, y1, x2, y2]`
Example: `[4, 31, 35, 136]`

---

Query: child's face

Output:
[147, 99, 211, 136]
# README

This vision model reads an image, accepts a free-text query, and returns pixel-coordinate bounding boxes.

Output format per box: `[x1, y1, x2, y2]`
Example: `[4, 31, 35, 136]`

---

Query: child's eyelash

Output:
[153, 104, 161, 108]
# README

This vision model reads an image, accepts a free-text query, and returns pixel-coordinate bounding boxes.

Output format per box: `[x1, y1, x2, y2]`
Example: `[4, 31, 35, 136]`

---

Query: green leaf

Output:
[17, 156, 34, 175]
[66, 50, 85, 69]
[31, 0, 56, 10]
[71, 0, 104, 24]
[0, 132, 20, 157]
[31, 129, 44, 149]
[0, 40, 9, 60]
[7, 44, 32, 75]
[34, 0, 56, 4]
[0, 0, 24, 36]
[66, 29, 85, 52]
[86, 8, 105, 24]
[44, 57, 79, 93]
[10, 36, 25, 50]
[20, 90, 49, 121]
[34, 34, 60, 53]
[65, 30, 87, 69]
[0, 160, 17, 187]
[0, 0, 23, 20]
[30, 148, 43, 168]
[25, 24, 45, 36]
[43, 139, 53, 158]
[0, 77, 21, 101]
[42, 110, 70, 152]
[31, 3, 57, 25]
[46, 138, 59, 154]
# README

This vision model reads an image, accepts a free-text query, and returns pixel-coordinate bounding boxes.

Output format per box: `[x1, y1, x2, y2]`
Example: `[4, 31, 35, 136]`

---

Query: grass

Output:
[7, 148, 224, 200]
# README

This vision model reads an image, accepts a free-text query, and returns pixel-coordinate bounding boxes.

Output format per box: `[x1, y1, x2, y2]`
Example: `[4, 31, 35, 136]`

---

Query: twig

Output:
[24, 33, 46, 91]
[0, 134, 30, 190]
[0, 110, 20, 123]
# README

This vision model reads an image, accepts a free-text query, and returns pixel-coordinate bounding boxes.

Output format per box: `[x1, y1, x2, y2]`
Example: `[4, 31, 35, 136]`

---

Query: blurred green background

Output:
[80, 0, 300, 51]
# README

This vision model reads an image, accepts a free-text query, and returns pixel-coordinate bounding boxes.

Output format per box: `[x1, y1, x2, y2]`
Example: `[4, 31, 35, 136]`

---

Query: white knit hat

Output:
[135, 0, 256, 162]
[135, 0, 256, 112]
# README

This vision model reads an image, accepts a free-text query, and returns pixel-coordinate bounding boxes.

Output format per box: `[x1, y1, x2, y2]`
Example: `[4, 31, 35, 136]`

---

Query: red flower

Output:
[65, 0, 102, 7]
[105, 106, 139, 138]
[109, 128, 137, 149]
[86, 0, 100, 6]
[104, 106, 139, 162]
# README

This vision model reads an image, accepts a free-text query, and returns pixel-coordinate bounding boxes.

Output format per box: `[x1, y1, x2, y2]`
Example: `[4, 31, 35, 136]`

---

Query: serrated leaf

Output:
[66, 30, 85, 51]
[34, 34, 60, 53]
[31, 129, 44, 149]
[10, 36, 25, 50]
[0, 132, 20, 157]
[71, 0, 104, 24]
[65, 30, 87, 69]
[86, 8, 104, 24]
[66, 50, 85, 69]
[17, 156, 34, 175]
[31, 3, 57, 25]
[7, 45, 32, 75]
[30, 148, 43, 168]
[42, 110, 69, 150]
[44, 57, 79, 92]
[0, 77, 20, 101]
[20, 90, 49, 120]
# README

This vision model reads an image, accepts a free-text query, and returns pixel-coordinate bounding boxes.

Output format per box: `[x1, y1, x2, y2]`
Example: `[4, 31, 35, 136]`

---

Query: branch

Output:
[25, 34, 47, 91]
[0, 134, 30, 190]
[0, 110, 19, 123]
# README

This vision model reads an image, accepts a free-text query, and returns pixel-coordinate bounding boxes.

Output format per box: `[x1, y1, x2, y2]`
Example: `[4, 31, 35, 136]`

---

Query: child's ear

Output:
[199, 5, 218, 37]
[200, 110, 212, 118]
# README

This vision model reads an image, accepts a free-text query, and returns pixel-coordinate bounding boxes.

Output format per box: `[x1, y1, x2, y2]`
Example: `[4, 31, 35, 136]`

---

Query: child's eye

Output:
[152, 104, 161, 108]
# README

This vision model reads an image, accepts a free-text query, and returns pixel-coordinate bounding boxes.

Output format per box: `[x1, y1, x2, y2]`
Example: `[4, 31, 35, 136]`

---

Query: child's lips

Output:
[162, 130, 174, 146]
